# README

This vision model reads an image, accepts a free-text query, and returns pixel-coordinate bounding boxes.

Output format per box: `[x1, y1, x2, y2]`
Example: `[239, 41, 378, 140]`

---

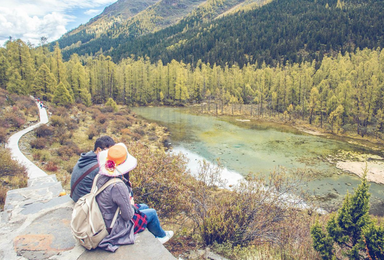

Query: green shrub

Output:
[96, 113, 107, 124]
[30, 137, 47, 149]
[105, 98, 118, 112]
[56, 142, 80, 160]
[0, 148, 28, 209]
[133, 127, 145, 136]
[188, 164, 314, 256]
[77, 103, 87, 112]
[32, 149, 51, 161]
[87, 126, 98, 140]
[0, 127, 7, 143]
[36, 124, 54, 137]
[55, 127, 73, 145]
[44, 161, 58, 172]
[54, 106, 69, 117]
[97, 123, 108, 133]
[111, 116, 132, 134]
[65, 118, 79, 130]
[50, 115, 65, 127]
[128, 142, 190, 219]
[63, 156, 79, 174]
[0, 186, 7, 210]
[311, 173, 379, 259]
[100, 106, 114, 113]
[4, 111, 26, 128]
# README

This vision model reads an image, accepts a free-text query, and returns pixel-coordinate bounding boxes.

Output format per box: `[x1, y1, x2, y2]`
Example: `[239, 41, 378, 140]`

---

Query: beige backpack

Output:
[71, 174, 122, 250]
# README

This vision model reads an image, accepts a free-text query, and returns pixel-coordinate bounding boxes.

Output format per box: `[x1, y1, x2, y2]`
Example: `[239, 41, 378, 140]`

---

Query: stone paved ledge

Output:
[1, 179, 177, 260]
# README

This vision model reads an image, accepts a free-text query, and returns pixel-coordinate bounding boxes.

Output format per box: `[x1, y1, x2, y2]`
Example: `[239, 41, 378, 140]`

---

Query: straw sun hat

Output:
[97, 143, 137, 177]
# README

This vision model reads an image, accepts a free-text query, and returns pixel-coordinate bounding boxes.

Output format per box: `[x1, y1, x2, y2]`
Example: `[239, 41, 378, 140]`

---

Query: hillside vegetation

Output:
[108, 0, 384, 67]
[58, 0, 384, 68]
[0, 89, 37, 209]
[57, 0, 161, 49]
[58, 0, 266, 59]
[2, 39, 384, 141]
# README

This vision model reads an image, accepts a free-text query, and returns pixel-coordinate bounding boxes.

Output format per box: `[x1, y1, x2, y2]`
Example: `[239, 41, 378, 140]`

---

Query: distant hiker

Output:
[39, 102, 43, 109]
[95, 143, 174, 252]
[70, 136, 115, 202]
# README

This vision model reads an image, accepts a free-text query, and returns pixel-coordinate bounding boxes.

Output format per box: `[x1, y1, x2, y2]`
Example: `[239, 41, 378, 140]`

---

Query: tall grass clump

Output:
[184, 163, 321, 259]
[127, 141, 192, 219]
[0, 148, 28, 209]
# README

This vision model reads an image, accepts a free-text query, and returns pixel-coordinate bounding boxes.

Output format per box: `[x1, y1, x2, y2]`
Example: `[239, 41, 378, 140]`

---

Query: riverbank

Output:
[325, 150, 384, 185]
[336, 161, 384, 184]
[186, 104, 384, 184]
[188, 104, 384, 151]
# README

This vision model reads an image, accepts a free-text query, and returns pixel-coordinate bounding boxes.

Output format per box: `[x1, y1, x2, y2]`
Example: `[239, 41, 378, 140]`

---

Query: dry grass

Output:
[0, 90, 37, 210]
[18, 103, 170, 193]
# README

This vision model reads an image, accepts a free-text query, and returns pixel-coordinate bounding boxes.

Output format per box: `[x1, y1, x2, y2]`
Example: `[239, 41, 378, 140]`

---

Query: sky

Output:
[0, 0, 117, 47]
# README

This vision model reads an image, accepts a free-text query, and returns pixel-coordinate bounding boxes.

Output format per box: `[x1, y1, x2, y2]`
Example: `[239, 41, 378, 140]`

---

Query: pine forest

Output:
[1, 40, 384, 140]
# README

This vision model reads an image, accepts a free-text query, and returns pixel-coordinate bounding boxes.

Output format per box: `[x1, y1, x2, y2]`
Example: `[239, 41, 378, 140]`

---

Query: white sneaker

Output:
[157, 231, 174, 244]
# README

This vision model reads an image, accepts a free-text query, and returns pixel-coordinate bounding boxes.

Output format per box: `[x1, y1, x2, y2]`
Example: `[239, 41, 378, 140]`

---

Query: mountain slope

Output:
[57, 0, 161, 49]
[57, 0, 208, 52]
[107, 0, 384, 67]
[59, 0, 265, 58]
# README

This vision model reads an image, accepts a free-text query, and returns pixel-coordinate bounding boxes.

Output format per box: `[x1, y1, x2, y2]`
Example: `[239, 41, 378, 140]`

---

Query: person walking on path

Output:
[95, 143, 173, 252]
[70, 136, 115, 202]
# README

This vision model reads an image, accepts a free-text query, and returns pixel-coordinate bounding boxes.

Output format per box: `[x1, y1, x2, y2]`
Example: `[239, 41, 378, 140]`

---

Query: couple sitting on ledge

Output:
[70, 136, 173, 252]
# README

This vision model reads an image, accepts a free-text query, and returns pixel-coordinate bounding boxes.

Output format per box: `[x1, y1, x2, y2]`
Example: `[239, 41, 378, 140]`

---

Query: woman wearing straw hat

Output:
[95, 143, 174, 252]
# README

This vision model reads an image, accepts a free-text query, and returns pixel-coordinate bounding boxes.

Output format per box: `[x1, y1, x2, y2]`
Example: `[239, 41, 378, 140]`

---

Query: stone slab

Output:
[20, 195, 71, 215]
[13, 207, 75, 260]
[2, 183, 66, 226]
[28, 175, 58, 188]
[78, 230, 176, 260]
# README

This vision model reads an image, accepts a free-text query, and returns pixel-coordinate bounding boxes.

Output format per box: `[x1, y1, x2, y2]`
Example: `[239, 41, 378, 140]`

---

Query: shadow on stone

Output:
[78, 230, 175, 260]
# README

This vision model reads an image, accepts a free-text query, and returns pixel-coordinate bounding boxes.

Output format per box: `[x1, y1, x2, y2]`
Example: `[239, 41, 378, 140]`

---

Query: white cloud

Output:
[84, 9, 102, 16]
[0, 0, 116, 47]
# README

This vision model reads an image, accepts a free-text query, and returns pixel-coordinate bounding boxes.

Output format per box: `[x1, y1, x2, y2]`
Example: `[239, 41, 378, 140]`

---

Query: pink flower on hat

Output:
[97, 143, 138, 177]
[105, 160, 116, 172]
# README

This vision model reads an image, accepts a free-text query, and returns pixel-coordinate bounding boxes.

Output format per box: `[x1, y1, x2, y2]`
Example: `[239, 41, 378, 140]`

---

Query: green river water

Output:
[133, 107, 384, 214]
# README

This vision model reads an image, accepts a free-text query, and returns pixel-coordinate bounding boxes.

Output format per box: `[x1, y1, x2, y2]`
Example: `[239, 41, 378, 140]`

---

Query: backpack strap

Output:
[93, 174, 123, 231]
[70, 163, 98, 198]
[93, 175, 123, 196]
[108, 208, 120, 233]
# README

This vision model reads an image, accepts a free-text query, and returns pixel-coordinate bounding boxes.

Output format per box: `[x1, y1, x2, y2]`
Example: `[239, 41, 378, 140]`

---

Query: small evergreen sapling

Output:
[311, 173, 384, 259]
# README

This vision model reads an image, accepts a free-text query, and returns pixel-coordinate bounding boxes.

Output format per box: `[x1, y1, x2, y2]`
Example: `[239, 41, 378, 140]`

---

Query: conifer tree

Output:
[311, 220, 335, 260]
[309, 87, 319, 124]
[5, 39, 34, 94]
[6, 69, 24, 94]
[328, 105, 344, 133]
[175, 65, 189, 102]
[363, 221, 384, 259]
[32, 63, 56, 101]
[105, 97, 118, 112]
[68, 58, 91, 105]
[53, 82, 73, 107]
[311, 174, 373, 259]
[0, 51, 10, 89]
[52, 43, 68, 85]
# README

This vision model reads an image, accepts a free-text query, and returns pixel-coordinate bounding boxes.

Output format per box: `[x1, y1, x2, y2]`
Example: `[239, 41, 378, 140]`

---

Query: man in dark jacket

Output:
[70, 136, 115, 202]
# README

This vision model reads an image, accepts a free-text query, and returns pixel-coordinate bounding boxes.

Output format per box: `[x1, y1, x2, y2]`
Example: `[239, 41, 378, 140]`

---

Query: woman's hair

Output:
[94, 136, 115, 151]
